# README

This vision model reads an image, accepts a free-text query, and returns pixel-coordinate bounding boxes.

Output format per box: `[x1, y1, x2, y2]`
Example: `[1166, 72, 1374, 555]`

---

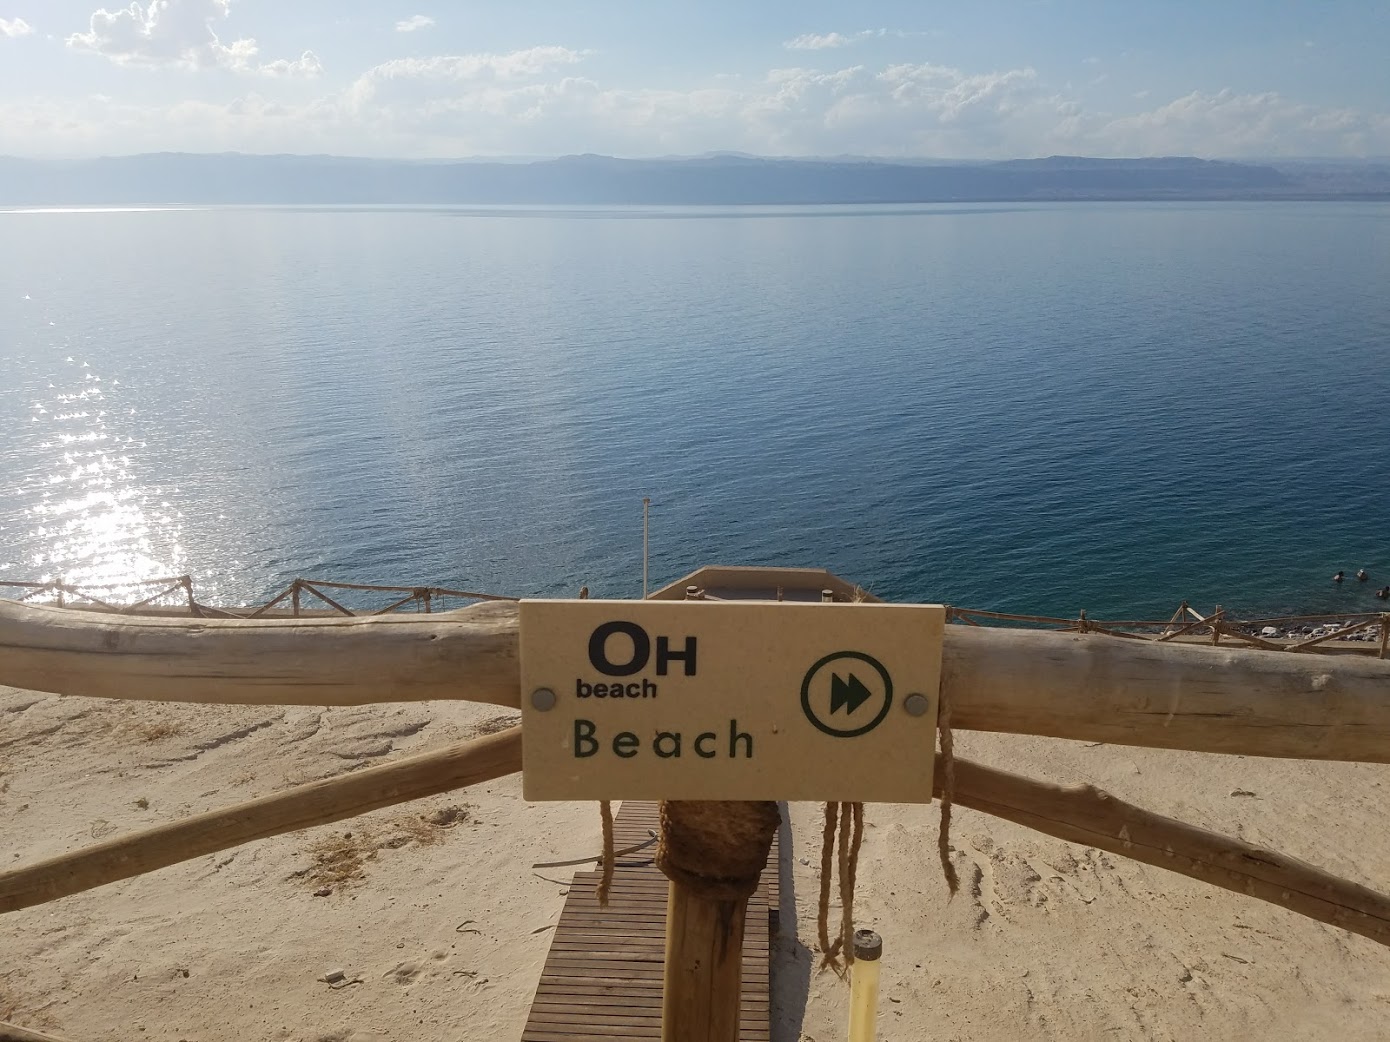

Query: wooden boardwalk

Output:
[607, 801, 781, 932]
[521, 802, 782, 1041]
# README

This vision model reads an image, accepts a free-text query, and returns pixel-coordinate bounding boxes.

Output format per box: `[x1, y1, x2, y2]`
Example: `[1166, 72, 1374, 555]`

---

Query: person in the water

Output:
[1378, 586, 1389, 600]
[1333, 570, 1345, 582]
[1356, 568, 1369, 581]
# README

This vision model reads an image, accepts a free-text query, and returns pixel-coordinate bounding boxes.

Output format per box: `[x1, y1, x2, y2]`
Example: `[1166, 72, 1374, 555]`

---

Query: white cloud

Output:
[784, 29, 916, 50]
[1, 15, 34, 37]
[260, 51, 323, 78]
[785, 32, 854, 50]
[1094, 89, 1390, 157]
[5, 48, 1389, 161]
[396, 15, 434, 33]
[333, 58, 1052, 158]
[878, 62, 1040, 124]
[348, 47, 585, 108]
[67, 0, 321, 76]
[364, 47, 584, 83]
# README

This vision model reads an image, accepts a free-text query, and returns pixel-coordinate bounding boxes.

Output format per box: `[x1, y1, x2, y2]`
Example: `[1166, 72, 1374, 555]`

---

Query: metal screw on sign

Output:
[902, 693, 930, 717]
[531, 688, 556, 712]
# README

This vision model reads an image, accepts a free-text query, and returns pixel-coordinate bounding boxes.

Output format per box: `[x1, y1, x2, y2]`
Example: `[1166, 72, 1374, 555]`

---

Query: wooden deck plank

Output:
[530, 994, 770, 1010]
[585, 799, 782, 933]
[522, 800, 775, 1041]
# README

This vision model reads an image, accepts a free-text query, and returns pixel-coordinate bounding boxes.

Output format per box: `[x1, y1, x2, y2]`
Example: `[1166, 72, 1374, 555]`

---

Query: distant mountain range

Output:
[2, 153, 1388, 206]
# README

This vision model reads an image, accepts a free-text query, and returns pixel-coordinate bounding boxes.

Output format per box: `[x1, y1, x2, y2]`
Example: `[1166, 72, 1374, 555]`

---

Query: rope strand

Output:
[817, 802, 839, 964]
[816, 801, 865, 978]
[597, 800, 615, 907]
[841, 802, 864, 967]
[937, 680, 959, 897]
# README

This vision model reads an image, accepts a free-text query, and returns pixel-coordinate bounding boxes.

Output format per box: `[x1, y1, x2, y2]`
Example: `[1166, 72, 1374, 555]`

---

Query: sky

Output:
[0, 0, 1387, 160]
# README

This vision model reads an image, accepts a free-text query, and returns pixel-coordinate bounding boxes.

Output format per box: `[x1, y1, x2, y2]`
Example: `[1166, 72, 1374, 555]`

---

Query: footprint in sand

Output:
[384, 960, 421, 986]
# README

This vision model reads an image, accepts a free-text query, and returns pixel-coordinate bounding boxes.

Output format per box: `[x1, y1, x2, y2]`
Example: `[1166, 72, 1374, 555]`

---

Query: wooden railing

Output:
[2, 579, 1390, 1040]
[3, 578, 1384, 656]
[0, 575, 198, 613]
[947, 600, 1390, 658]
[0, 576, 516, 619]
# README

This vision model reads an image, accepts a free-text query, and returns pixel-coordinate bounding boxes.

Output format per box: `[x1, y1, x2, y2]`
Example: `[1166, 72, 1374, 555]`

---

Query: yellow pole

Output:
[847, 930, 882, 1042]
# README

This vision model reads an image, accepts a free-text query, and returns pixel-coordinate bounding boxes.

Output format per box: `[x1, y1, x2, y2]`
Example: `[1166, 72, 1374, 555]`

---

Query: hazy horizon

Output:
[5, 149, 1390, 165]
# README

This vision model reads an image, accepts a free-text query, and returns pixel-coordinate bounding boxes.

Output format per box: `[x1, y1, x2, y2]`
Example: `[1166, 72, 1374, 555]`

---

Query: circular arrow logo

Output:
[800, 651, 893, 738]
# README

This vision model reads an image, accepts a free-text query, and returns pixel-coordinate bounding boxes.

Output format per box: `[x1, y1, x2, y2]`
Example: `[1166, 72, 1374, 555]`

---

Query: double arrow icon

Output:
[802, 651, 892, 738]
[829, 672, 873, 715]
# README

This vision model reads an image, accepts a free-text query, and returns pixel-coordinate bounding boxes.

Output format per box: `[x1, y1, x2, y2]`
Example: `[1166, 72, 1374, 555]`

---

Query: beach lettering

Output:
[587, 620, 697, 677]
[573, 718, 754, 760]
[575, 620, 698, 698]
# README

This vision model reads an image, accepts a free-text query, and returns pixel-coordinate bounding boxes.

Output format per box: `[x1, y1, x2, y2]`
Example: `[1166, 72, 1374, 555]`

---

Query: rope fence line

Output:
[0, 576, 517, 619]
[945, 601, 1390, 658]
[0, 578, 1385, 656]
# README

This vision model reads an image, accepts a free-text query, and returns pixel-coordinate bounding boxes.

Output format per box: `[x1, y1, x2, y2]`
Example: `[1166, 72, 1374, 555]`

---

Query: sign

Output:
[520, 600, 943, 803]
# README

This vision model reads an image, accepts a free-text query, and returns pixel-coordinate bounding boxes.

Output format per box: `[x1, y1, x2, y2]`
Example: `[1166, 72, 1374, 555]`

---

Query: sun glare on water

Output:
[16, 356, 189, 604]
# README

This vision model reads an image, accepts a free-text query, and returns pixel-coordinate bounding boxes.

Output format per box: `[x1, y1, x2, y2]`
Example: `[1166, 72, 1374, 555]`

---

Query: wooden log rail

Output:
[4, 727, 1390, 949]
[3, 598, 1389, 759]
[0, 729, 523, 914]
[0, 1021, 76, 1042]
[6, 584, 1384, 651]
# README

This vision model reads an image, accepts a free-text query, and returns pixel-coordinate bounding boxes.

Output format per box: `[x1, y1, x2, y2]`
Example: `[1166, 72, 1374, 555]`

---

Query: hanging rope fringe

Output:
[937, 681, 959, 897]
[841, 802, 863, 961]
[816, 800, 864, 977]
[817, 802, 838, 964]
[597, 800, 615, 907]
[814, 632, 959, 978]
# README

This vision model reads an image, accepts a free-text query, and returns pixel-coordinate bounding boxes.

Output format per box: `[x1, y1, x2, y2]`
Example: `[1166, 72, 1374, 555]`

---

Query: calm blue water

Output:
[2, 202, 1388, 619]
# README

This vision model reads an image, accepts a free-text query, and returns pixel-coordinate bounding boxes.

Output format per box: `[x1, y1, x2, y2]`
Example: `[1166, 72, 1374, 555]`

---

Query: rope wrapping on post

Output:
[656, 800, 780, 903]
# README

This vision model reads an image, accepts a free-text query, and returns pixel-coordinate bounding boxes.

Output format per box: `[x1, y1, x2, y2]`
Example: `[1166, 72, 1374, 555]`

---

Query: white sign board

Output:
[520, 600, 943, 803]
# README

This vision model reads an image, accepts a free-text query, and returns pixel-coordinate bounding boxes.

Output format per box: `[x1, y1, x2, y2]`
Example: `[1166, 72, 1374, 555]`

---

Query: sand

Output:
[3, 684, 1389, 1041]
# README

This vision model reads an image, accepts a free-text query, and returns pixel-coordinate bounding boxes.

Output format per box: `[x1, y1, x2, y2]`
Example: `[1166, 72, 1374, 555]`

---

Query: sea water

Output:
[2, 202, 1388, 619]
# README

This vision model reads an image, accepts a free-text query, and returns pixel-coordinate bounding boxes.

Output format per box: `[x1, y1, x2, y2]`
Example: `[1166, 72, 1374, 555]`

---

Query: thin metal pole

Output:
[643, 497, 651, 599]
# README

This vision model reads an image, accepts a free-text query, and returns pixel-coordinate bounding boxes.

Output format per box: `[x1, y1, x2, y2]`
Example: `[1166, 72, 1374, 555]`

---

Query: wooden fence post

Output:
[658, 800, 779, 1042]
[0, 1019, 78, 1041]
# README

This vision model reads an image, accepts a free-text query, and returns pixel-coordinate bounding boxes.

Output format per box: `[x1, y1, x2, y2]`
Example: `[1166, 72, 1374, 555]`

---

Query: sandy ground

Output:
[3, 685, 1390, 1041]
